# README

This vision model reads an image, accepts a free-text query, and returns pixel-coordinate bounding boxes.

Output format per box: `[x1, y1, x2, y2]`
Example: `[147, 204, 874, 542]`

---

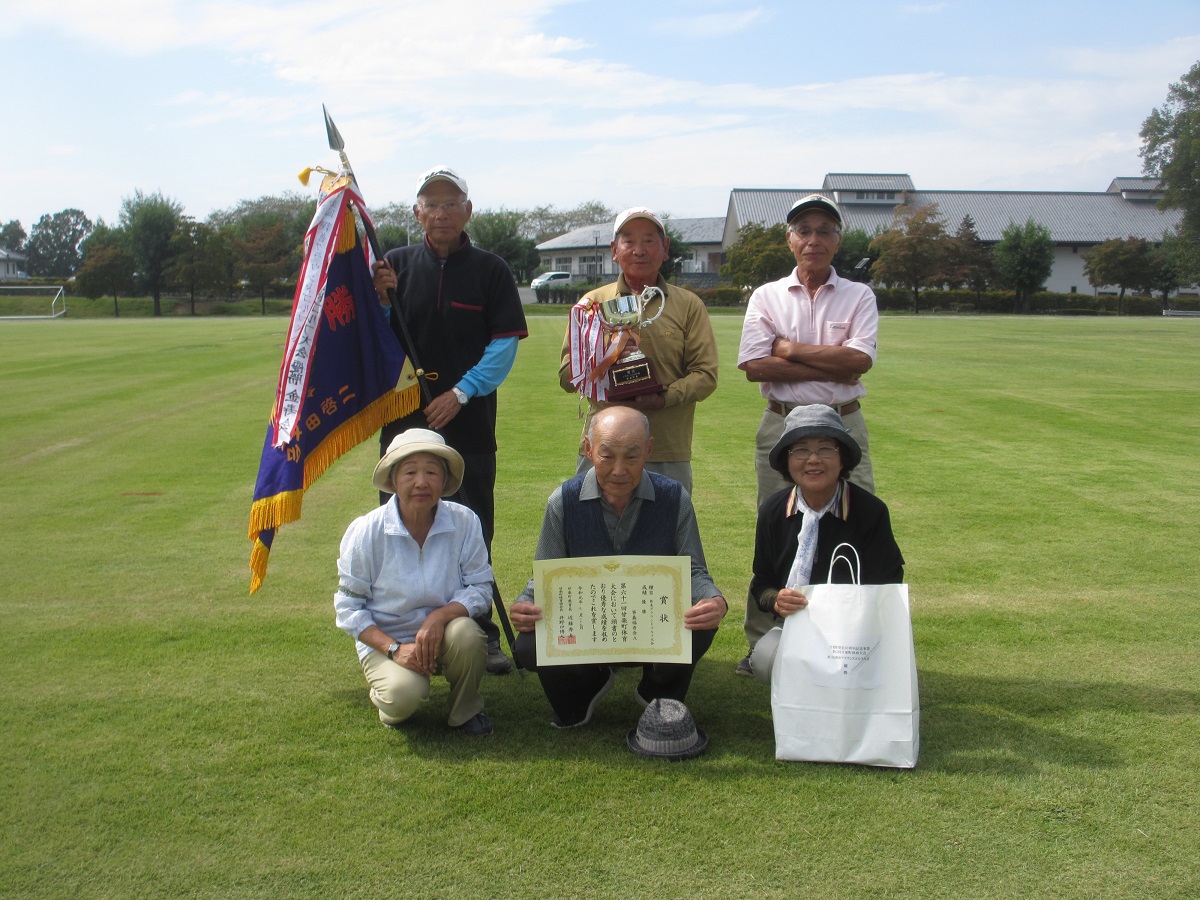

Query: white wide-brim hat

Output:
[372, 428, 464, 497]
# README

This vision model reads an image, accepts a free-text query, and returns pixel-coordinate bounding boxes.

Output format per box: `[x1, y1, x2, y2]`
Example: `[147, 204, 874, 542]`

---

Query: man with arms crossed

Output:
[735, 194, 879, 677]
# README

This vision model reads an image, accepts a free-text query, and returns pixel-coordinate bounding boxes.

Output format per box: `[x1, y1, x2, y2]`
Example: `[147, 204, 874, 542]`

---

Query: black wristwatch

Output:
[386, 641, 401, 660]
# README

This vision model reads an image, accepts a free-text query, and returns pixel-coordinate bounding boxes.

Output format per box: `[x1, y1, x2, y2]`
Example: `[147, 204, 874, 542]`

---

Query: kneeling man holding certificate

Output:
[510, 406, 728, 729]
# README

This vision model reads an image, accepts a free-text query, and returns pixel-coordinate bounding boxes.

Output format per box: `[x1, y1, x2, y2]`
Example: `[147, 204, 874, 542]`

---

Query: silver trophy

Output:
[595, 285, 666, 400]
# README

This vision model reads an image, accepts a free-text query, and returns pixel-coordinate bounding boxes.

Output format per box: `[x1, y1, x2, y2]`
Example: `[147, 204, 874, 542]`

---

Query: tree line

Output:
[723, 204, 1193, 316]
[0, 193, 618, 316]
[6, 60, 1199, 316]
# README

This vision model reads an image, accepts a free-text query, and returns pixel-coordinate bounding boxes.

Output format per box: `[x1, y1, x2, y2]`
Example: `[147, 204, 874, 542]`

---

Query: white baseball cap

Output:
[613, 206, 665, 239]
[415, 165, 468, 198]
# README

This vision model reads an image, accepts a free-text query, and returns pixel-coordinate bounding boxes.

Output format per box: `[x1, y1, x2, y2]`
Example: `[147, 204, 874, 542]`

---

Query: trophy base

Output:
[607, 357, 663, 401]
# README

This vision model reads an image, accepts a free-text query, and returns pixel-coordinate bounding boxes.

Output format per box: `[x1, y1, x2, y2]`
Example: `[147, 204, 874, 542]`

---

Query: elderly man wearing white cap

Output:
[372, 166, 528, 675]
[734, 194, 881, 677]
[557, 206, 718, 495]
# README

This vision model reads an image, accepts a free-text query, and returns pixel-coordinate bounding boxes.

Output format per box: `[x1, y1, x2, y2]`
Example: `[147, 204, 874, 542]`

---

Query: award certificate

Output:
[532, 555, 692, 665]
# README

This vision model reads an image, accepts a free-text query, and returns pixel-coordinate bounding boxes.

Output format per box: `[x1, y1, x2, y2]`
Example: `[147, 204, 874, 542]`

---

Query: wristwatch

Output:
[386, 641, 401, 660]
[451, 386, 469, 406]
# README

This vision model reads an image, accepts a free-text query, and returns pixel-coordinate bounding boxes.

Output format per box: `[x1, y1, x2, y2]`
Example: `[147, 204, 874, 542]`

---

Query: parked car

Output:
[531, 271, 571, 290]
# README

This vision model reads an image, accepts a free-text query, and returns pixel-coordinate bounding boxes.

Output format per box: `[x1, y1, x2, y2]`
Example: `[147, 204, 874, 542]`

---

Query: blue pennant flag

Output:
[248, 178, 418, 593]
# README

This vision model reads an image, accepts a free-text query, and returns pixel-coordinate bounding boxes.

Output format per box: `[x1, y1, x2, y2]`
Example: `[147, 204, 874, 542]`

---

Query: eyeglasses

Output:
[788, 446, 840, 461]
[789, 227, 840, 240]
[417, 199, 468, 213]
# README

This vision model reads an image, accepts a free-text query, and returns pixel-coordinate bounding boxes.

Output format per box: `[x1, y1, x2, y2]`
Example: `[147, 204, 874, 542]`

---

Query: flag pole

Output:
[322, 105, 434, 406]
[317, 107, 522, 669]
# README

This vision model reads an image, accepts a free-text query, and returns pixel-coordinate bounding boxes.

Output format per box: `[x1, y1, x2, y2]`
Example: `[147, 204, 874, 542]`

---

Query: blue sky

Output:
[2, 0, 1199, 232]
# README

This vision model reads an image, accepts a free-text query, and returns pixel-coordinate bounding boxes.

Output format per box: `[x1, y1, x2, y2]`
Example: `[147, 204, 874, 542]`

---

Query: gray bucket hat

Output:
[768, 404, 862, 477]
[627, 698, 708, 761]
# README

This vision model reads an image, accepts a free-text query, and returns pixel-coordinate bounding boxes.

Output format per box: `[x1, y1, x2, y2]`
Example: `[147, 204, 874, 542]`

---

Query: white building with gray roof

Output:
[0, 247, 28, 279]
[536, 217, 727, 284]
[725, 174, 1184, 295]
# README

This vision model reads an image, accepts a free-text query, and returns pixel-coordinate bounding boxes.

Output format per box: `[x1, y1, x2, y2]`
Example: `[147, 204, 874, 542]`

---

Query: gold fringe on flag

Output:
[246, 381, 420, 539]
[246, 380, 420, 593]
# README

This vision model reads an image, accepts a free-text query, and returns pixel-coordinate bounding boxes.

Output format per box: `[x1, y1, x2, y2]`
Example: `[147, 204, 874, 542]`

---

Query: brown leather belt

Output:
[767, 399, 860, 417]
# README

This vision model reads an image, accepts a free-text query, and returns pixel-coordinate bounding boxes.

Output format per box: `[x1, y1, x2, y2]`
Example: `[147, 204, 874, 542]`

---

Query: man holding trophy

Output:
[559, 207, 718, 495]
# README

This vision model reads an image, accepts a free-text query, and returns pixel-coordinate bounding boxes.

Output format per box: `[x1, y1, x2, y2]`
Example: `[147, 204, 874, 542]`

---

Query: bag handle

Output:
[826, 542, 861, 585]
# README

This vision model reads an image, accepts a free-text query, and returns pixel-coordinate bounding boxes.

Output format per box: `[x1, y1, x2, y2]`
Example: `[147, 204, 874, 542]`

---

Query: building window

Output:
[578, 255, 602, 277]
[555, 257, 572, 272]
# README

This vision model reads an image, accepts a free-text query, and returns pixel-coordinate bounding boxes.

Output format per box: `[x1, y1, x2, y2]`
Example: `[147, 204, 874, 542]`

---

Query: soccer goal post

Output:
[0, 285, 67, 319]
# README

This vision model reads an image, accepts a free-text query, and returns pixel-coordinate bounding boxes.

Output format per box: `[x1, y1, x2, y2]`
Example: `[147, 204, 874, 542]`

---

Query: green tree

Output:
[372, 202, 415, 251]
[233, 214, 294, 314]
[832, 228, 875, 282]
[1140, 61, 1200, 236]
[468, 209, 541, 281]
[165, 219, 234, 315]
[75, 223, 135, 316]
[375, 224, 410, 253]
[0, 219, 26, 252]
[210, 192, 313, 279]
[120, 190, 185, 317]
[24, 209, 93, 277]
[721, 222, 793, 289]
[525, 201, 615, 242]
[1151, 229, 1200, 305]
[869, 204, 949, 313]
[1083, 237, 1154, 314]
[661, 218, 693, 281]
[945, 215, 995, 297]
[992, 219, 1054, 314]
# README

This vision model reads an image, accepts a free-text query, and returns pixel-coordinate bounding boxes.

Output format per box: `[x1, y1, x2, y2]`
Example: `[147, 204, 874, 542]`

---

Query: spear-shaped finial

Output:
[323, 104, 352, 176]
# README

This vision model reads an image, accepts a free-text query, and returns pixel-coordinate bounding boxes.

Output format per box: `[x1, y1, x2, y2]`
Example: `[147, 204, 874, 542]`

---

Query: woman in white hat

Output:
[334, 428, 494, 735]
[748, 405, 904, 680]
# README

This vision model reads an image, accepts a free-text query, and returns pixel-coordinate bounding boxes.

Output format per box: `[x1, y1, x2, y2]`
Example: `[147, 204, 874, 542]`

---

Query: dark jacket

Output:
[382, 234, 527, 453]
[750, 480, 904, 615]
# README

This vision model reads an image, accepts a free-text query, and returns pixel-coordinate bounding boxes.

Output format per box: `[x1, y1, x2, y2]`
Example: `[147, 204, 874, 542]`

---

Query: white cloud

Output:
[4, 1, 1200, 227]
[653, 6, 772, 39]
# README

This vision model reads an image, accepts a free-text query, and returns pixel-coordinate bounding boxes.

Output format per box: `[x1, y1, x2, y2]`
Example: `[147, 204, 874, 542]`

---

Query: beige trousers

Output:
[360, 616, 486, 727]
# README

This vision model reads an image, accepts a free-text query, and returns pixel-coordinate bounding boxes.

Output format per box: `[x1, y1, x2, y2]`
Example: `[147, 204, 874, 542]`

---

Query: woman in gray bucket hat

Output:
[748, 404, 904, 681]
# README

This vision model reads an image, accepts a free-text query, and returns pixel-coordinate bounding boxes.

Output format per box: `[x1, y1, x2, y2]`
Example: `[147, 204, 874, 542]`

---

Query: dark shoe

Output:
[456, 712, 494, 736]
[486, 640, 514, 675]
[734, 654, 754, 677]
[551, 667, 616, 729]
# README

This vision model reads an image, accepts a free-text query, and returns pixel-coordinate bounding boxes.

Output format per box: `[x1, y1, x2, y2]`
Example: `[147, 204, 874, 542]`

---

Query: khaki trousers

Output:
[360, 617, 486, 727]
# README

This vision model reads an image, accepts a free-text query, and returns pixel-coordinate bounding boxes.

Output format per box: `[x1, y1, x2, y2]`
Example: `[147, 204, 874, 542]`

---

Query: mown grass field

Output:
[2, 313, 1197, 898]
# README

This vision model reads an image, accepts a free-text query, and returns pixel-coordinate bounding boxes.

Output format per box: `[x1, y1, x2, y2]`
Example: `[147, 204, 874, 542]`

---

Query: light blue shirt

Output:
[335, 498, 493, 659]
[457, 336, 519, 399]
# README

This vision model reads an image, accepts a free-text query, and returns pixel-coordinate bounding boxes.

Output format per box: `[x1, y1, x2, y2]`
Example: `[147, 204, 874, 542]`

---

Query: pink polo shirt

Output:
[737, 266, 879, 407]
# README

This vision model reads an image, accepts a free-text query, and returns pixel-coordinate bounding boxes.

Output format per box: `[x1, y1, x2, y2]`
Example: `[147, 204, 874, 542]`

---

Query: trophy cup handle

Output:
[637, 285, 666, 329]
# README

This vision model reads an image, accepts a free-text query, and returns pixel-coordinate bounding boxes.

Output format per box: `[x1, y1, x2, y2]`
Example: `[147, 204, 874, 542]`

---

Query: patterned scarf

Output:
[784, 482, 843, 588]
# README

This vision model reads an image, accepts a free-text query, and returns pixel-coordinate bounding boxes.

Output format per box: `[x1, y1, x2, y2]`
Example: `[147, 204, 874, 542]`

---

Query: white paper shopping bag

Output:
[771, 544, 919, 768]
